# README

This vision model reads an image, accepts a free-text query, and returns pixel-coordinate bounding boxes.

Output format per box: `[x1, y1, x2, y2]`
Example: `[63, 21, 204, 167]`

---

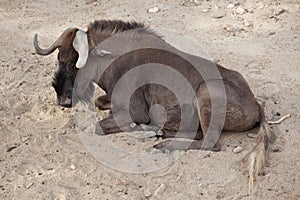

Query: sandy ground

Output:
[0, 0, 299, 199]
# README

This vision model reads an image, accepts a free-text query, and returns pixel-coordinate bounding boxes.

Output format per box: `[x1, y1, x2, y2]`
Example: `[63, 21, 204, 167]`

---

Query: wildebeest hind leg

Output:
[196, 81, 226, 151]
[153, 139, 221, 152]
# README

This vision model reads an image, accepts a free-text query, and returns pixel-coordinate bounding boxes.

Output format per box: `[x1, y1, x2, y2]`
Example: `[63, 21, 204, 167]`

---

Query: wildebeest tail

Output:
[243, 102, 274, 188]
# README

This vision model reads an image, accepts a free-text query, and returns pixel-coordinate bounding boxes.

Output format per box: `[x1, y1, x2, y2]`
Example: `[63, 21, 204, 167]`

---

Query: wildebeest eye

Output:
[69, 60, 76, 67]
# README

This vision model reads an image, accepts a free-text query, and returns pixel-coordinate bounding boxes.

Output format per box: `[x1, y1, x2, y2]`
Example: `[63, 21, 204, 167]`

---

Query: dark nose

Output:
[58, 97, 72, 108]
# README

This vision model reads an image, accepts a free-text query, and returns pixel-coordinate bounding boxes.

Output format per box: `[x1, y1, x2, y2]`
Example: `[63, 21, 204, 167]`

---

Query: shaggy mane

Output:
[88, 20, 147, 34]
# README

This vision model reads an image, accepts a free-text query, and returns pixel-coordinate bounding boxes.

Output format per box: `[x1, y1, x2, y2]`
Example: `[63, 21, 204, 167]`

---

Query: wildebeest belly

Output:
[142, 84, 199, 133]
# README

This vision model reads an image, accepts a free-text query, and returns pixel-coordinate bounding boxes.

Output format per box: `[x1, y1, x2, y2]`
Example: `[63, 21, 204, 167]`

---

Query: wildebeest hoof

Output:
[95, 123, 105, 135]
[153, 140, 191, 152]
[200, 143, 221, 152]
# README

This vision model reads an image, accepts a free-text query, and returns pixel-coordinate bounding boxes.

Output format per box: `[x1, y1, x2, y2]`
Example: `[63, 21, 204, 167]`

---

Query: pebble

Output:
[231, 1, 240, 6]
[243, 20, 253, 27]
[154, 183, 166, 196]
[248, 8, 254, 13]
[69, 164, 77, 170]
[130, 123, 137, 128]
[21, 135, 30, 143]
[0, 173, 5, 179]
[150, 148, 162, 154]
[120, 179, 127, 186]
[224, 25, 236, 32]
[144, 188, 152, 197]
[194, 0, 200, 5]
[227, 3, 235, 9]
[25, 182, 34, 189]
[156, 130, 163, 136]
[202, 9, 209, 13]
[212, 11, 226, 18]
[247, 133, 258, 138]
[273, 8, 285, 16]
[269, 31, 276, 35]
[235, 6, 245, 15]
[147, 7, 159, 13]
[233, 146, 243, 153]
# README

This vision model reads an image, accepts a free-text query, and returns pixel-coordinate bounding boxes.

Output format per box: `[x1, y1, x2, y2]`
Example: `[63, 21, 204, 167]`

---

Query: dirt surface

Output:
[0, 0, 299, 199]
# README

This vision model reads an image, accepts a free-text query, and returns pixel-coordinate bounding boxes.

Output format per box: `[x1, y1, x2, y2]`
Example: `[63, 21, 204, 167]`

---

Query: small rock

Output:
[191, 0, 200, 5]
[120, 179, 127, 186]
[233, 146, 243, 153]
[154, 183, 166, 196]
[202, 9, 209, 13]
[227, 3, 235, 9]
[248, 8, 254, 13]
[212, 11, 226, 18]
[0, 173, 5, 179]
[236, 6, 245, 15]
[21, 135, 30, 143]
[273, 8, 285, 16]
[276, 112, 281, 116]
[150, 148, 162, 154]
[144, 188, 152, 197]
[225, 26, 236, 32]
[130, 123, 137, 128]
[269, 31, 276, 35]
[156, 130, 163, 136]
[247, 133, 258, 138]
[231, 1, 240, 6]
[69, 164, 77, 170]
[25, 182, 34, 189]
[147, 7, 159, 13]
[144, 137, 158, 142]
[243, 20, 253, 27]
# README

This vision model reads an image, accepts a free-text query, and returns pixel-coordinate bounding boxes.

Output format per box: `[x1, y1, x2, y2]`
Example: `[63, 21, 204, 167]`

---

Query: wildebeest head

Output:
[34, 20, 146, 107]
[34, 28, 89, 107]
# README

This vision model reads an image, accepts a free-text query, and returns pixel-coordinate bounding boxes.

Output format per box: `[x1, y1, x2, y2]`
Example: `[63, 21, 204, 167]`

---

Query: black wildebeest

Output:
[34, 20, 274, 187]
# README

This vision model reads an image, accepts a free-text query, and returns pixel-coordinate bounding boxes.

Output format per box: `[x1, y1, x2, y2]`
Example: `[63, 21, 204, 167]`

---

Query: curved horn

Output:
[33, 27, 75, 55]
[72, 30, 89, 68]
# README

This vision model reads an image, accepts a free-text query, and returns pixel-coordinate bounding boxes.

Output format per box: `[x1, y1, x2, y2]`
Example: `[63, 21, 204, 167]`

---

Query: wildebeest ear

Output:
[73, 30, 89, 68]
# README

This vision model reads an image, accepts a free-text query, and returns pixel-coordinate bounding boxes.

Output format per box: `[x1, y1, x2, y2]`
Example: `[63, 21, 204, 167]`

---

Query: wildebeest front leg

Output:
[95, 109, 151, 135]
[95, 111, 135, 135]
